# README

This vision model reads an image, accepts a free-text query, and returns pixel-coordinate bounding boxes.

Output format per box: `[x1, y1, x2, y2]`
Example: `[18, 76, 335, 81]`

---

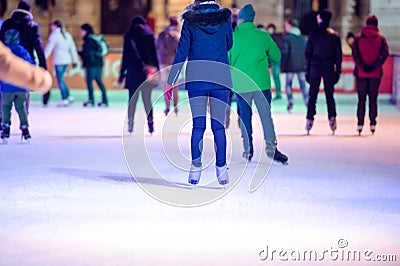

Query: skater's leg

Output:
[94, 66, 108, 104]
[1, 92, 13, 127]
[85, 68, 95, 103]
[14, 92, 29, 129]
[173, 86, 179, 110]
[188, 90, 208, 167]
[306, 69, 322, 120]
[356, 77, 368, 126]
[368, 78, 381, 126]
[141, 85, 154, 132]
[285, 72, 294, 104]
[55, 64, 70, 100]
[272, 63, 281, 99]
[254, 90, 276, 143]
[209, 89, 230, 167]
[160, 64, 171, 112]
[235, 92, 253, 154]
[297, 72, 308, 105]
[42, 91, 50, 106]
[322, 71, 337, 120]
[128, 88, 139, 124]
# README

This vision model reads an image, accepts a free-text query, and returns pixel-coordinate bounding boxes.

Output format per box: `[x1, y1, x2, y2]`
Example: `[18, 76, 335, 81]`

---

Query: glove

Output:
[165, 83, 174, 102]
[305, 72, 310, 83]
[334, 71, 341, 84]
[363, 64, 374, 73]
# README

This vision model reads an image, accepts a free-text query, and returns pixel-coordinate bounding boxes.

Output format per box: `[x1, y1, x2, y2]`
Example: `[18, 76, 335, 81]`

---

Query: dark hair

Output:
[366, 15, 378, 27]
[169, 16, 178, 26]
[256, 24, 264, 29]
[286, 19, 299, 28]
[346, 32, 355, 40]
[81, 23, 94, 35]
[266, 23, 276, 30]
[18, 0, 31, 11]
[52, 20, 66, 39]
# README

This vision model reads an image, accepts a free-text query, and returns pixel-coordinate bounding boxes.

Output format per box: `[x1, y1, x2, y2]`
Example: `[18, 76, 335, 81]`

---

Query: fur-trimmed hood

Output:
[182, 3, 231, 34]
[11, 9, 33, 26]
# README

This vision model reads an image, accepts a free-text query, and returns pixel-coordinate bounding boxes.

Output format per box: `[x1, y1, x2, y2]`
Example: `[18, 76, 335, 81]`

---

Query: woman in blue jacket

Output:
[166, 0, 232, 185]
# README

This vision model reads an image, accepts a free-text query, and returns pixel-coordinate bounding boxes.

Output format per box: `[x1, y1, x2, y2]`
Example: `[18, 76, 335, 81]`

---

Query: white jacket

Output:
[45, 28, 79, 66]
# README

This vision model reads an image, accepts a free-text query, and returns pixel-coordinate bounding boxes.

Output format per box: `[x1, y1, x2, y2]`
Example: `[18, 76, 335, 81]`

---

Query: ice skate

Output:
[216, 165, 229, 185]
[188, 165, 202, 185]
[357, 125, 363, 136]
[1, 126, 10, 144]
[287, 102, 293, 113]
[21, 127, 31, 143]
[127, 121, 134, 134]
[57, 99, 69, 107]
[329, 117, 337, 135]
[97, 101, 108, 107]
[266, 141, 288, 165]
[148, 121, 154, 135]
[370, 125, 376, 135]
[67, 96, 74, 104]
[306, 119, 313, 135]
[83, 100, 94, 107]
[164, 108, 169, 116]
[242, 147, 253, 162]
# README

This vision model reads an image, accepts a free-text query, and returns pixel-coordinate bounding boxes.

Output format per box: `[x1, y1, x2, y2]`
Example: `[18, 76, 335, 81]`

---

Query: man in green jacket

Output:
[228, 4, 288, 164]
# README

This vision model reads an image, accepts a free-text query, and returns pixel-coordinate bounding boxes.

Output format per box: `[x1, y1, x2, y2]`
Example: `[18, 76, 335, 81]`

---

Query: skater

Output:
[118, 16, 159, 134]
[45, 20, 79, 107]
[0, 0, 47, 107]
[165, 0, 232, 185]
[281, 19, 308, 113]
[305, 9, 342, 135]
[156, 16, 180, 116]
[352, 15, 388, 135]
[228, 4, 288, 164]
[80, 23, 108, 107]
[266, 23, 283, 101]
[0, 29, 34, 142]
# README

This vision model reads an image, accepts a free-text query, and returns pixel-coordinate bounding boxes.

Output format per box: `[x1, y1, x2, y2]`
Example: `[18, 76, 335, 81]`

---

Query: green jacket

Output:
[229, 22, 281, 93]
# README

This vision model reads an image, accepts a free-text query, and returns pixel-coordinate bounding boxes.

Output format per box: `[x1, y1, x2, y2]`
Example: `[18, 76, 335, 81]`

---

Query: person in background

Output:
[157, 16, 180, 116]
[0, 0, 7, 132]
[80, 23, 108, 107]
[165, 0, 232, 185]
[352, 15, 389, 135]
[229, 4, 288, 164]
[346, 32, 355, 48]
[1, 29, 35, 142]
[266, 23, 283, 101]
[45, 20, 79, 107]
[0, 0, 48, 107]
[281, 19, 308, 113]
[119, 16, 159, 134]
[305, 9, 342, 135]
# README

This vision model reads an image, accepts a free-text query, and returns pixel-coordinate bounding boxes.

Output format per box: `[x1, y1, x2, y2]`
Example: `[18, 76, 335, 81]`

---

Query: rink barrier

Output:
[46, 54, 395, 94]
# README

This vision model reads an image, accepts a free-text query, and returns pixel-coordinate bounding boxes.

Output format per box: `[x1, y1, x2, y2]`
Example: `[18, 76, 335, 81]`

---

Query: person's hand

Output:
[363, 64, 374, 73]
[165, 84, 174, 102]
[72, 63, 78, 68]
[334, 71, 341, 84]
[305, 72, 310, 83]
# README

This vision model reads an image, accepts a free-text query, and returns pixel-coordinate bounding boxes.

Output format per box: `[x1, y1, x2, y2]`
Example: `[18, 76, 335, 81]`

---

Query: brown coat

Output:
[0, 41, 51, 93]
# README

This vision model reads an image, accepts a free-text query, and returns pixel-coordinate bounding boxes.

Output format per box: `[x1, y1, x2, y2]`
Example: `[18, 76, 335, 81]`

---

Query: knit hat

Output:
[18, 0, 31, 11]
[318, 9, 332, 23]
[4, 29, 20, 45]
[238, 4, 255, 22]
[81, 23, 94, 35]
[366, 15, 378, 27]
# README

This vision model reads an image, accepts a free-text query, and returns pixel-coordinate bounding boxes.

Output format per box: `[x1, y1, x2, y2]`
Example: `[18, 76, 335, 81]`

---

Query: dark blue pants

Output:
[188, 88, 230, 168]
[356, 77, 381, 126]
[86, 66, 108, 104]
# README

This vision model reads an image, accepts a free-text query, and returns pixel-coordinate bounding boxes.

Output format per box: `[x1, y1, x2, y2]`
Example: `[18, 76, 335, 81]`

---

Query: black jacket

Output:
[80, 34, 103, 68]
[305, 26, 342, 74]
[119, 16, 159, 90]
[281, 28, 306, 73]
[0, 9, 47, 69]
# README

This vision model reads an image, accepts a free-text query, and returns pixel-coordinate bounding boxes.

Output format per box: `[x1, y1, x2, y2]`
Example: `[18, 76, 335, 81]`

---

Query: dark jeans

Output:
[55, 64, 70, 100]
[285, 72, 308, 104]
[356, 77, 381, 126]
[307, 68, 337, 120]
[128, 86, 153, 124]
[1, 91, 28, 128]
[188, 88, 230, 168]
[235, 89, 275, 153]
[86, 66, 108, 104]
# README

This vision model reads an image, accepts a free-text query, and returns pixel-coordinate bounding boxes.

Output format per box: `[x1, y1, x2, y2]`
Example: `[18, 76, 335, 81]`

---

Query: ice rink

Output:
[0, 89, 399, 265]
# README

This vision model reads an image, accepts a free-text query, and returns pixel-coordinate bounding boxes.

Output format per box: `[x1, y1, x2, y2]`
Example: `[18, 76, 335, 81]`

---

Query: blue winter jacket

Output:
[167, 3, 233, 90]
[0, 44, 34, 93]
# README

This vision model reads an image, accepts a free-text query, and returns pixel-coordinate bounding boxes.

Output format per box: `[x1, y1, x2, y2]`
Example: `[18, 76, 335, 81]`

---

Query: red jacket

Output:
[353, 25, 389, 78]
